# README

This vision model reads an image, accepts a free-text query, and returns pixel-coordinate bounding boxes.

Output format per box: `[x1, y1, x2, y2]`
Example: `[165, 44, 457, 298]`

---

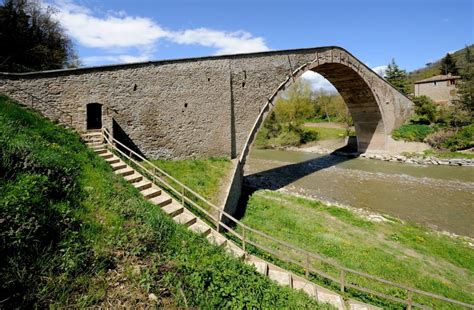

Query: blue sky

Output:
[47, 0, 473, 88]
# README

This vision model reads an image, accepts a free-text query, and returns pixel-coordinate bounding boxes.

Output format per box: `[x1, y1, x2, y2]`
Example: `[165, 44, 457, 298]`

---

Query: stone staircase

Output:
[82, 130, 380, 310]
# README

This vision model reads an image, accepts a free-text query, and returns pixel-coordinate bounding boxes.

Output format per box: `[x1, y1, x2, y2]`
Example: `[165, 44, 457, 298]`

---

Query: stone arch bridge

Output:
[0, 46, 413, 214]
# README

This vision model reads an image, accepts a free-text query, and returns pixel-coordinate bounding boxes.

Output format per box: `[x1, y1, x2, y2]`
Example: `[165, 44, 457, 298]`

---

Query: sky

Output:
[45, 0, 473, 90]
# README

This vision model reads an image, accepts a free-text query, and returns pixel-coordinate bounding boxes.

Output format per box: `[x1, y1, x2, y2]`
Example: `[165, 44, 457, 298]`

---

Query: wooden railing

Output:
[100, 128, 473, 310]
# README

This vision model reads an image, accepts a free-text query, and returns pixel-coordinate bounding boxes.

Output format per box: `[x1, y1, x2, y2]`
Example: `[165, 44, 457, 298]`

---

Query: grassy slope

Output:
[151, 157, 232, 204]
[240, 190, 474, 308]
[0, 95, 329, 309]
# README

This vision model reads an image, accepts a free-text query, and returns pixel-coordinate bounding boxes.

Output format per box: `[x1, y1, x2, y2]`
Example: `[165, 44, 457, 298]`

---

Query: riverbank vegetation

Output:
[0, 95, 328, 308]
[239, 190, 474, 308]
[255, 79, 352, 148]
[392, 47, 473, 154]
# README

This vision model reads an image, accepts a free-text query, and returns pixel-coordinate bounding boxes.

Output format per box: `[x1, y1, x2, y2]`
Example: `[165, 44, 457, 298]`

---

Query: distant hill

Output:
[407, 44, 473, 92]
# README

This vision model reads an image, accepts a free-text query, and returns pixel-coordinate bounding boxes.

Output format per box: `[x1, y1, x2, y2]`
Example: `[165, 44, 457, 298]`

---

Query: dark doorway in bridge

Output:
[86, 103, 102, 129]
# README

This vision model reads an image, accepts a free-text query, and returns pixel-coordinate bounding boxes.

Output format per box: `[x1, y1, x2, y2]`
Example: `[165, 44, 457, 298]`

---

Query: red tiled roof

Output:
[414, 74, 461, 84]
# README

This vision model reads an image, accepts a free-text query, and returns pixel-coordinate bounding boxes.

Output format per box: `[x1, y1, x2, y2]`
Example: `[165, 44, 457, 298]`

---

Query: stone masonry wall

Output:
[0, 47, 413, 160]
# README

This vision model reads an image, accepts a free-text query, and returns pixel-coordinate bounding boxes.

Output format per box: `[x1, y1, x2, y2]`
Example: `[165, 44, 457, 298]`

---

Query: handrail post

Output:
[406, 290, 413, 310]
[305, 253, 310, 279]
[340, 270, 345, 293]
[217, 210, 222, 231]
[181, 186, 185, 206]
[242, 226, 246, 255]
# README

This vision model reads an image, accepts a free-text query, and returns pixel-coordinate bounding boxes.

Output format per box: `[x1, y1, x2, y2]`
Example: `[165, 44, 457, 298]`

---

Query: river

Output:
[244, 149, 474, 237]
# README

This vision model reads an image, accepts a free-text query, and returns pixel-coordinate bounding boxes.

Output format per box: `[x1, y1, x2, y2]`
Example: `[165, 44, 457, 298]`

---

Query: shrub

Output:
[443, 125, 474, 150]
[392, 124, 434, 142]
[424, 128, 455, 149]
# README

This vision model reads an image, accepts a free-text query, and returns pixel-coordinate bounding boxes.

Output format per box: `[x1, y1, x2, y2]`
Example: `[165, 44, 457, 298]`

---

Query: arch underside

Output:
[311, 63, 385, 152]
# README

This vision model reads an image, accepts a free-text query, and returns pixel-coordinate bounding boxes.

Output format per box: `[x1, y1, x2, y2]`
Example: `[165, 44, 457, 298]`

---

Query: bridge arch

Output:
[240, 57, 388, 170]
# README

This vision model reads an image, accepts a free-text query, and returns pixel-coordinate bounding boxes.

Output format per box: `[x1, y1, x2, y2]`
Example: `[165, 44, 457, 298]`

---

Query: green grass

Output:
[392, 124, 434, 142]
[239, 190, 474, 308]
[0, 95, 331, 308]
[304, 126, 355, 140]
[150, 157, 232, 204]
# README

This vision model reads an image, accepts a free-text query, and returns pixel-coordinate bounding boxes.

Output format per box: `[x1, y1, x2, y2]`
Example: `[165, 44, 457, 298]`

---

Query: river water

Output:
[244, 149, 474, 237]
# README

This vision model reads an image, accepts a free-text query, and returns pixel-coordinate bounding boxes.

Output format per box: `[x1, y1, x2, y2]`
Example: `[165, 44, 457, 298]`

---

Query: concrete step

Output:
[124, 173, 142, 183]
[99, 151, 114, 159]
[207, 231, 227, 247]
[173, 210, 197, 227]
[316, 286, 345, 310]
[82, 131, 101, 137]
[225, 242, 246, 259]
[268, 268, 292, 287]
[94, 148, 107, 154]
[141, 187, 161, 199]
[161, 202, 184, 217]
[86, 141, 103, 146]
[292, 278, 317, 298]
[250, 261, 268, 276]
[115, 167, 134, 176]
[188, 220, 211, 236]
[111, 161, 127, 171]
[133, 180, 152, 191]
[105, 157, 120, 164]
[91, 144, 105, 150]
[347, 299, 381, 310]
[149, 193, 173, 207]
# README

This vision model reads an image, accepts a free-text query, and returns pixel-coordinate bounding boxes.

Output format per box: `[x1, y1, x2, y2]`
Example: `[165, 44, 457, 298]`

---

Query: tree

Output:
[0, 0, 77, 72]
[439, 53, 459, 75]
[385, 58, 410, 95]
[456, 46, 474, 116]
[411, 95, 437, 124]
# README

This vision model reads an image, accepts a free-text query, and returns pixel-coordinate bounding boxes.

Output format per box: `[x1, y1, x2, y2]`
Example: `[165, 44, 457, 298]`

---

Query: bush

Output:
[424, 128, 455, 149]
[443, 125, 474, 150]
[392, 124, 434, 142]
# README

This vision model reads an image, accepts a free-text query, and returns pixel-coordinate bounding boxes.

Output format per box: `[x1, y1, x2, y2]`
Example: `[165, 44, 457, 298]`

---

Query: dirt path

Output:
[305, 122, 352, 129]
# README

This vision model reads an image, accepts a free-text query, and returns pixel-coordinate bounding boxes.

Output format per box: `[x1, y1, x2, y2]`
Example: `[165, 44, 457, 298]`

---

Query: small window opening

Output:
[133, 84, 138, 91]
[242, 81, 246, 88]
[184, 103, 188, 108]
[207, 77, 211, 82]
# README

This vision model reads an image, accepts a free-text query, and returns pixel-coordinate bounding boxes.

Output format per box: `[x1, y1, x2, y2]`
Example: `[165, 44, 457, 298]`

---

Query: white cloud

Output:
[82, 54, 151, 66]
[51, 0, 169, 48]
[301, 65, 389, 92]
[48, 0, 269, 65]
[301, 71, 337, 92]
[171, 28, 269, 55]
[372, 65, 388, 77]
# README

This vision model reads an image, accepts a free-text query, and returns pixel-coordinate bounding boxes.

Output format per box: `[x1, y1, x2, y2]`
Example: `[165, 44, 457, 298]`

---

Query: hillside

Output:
[407, 44, 473, 91]
[0, 95, 329, 308]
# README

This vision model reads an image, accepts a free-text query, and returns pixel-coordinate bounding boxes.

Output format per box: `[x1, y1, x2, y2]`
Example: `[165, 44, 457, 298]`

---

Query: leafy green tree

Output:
[0, 0, 78, 72]
[385, 58, 410, 95]
[263, 110, 281, 138]
[456, 46, 474, 115]
[439, 53, 459, 75]
[411, 95, 437, 124]
[273, 79, 315, 123]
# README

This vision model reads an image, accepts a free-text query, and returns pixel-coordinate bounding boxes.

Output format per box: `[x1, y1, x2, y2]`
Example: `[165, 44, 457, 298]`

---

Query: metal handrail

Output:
[99, 128, 474, 309]
[0, 81, 73, 126]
